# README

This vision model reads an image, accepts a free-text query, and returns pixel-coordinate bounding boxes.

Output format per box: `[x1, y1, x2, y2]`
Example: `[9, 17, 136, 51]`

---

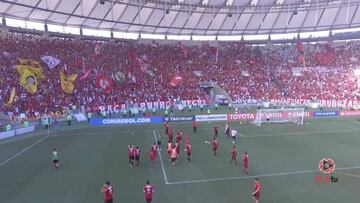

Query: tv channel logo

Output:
[315, 158, 339, 183]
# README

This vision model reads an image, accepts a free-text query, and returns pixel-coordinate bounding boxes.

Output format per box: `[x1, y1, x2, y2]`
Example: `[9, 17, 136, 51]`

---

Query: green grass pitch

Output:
[1, 116, 360, 203]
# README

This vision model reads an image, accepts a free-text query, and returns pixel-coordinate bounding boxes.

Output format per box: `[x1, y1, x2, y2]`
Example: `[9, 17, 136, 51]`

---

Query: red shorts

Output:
[243, 162, 248, 168]
[253, 192, 260, 200]
[176, 149, 180, 153]
[187, 152, 191, 156]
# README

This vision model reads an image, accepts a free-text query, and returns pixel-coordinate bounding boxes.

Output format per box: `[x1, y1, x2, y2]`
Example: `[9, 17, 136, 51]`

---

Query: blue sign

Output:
[90, 117, 163, 125]
[313, 111, 339, 117]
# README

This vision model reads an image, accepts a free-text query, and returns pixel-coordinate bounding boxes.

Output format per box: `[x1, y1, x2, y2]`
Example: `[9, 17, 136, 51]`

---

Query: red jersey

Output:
[164, 122, 169, 130]
[131, 148, 137, 157]
[253, 181, 261, 194]
[152, 144, 158, 155]
[168, 130, 173, 138]
[243, 154, 249, 163]
[185, 144, 192, 155]
[214, 126, 219, 134]
[149, 150, 156, 161]
[103, 185, 113, 201]
[231, 148, 237, 157]
[143, 184, 154, 200]
[212, 139, 218, 150]
[176, 133, 182, 144]
[135, 148, 140, 156]
[184, 134, 189, 144]
[192, 121, 197, 127]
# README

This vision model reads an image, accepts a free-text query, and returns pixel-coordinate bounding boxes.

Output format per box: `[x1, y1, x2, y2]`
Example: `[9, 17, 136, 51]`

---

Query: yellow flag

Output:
[7, 87, 16, 105]
[19, 67, 37, 94]
[60, 70, 78, 94]
[17, 59, 45, 80]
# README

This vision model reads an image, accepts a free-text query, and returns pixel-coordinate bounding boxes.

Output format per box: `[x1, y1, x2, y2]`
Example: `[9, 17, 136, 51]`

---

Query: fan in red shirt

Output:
[149, 148, 156, 170]
[143, 180, 155, 203]
[176, 130, 183, 144]
[192, 120, 197, 133]
[101, 181, 113, 203]
[243, 151, 249, 174]
[252, 178, 262, 203]
[185, 142, 192, 162]
[213, 125, 219, 138]
[229, 145, 238, 165]
[168, 129, 174, 142]
[212, 138, 219, 156]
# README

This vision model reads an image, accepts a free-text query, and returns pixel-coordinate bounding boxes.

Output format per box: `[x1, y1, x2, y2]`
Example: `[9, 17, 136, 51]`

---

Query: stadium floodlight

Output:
[226, 0, 234, 6]
[202, 0, 209, 5]
[253, 108, 305, 126]
[250, 0, 259, 6]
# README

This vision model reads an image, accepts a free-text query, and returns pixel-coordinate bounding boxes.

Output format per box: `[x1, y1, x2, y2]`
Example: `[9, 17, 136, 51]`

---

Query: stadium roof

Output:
[1, 0, 360, 36]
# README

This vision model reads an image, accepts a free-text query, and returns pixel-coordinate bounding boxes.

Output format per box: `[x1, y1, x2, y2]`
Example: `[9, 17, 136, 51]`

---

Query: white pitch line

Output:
[166, 165, 360, 185]
[0, 132, 49, 168]
[153, 130, 169, 184]
[336, 171, 360, 179]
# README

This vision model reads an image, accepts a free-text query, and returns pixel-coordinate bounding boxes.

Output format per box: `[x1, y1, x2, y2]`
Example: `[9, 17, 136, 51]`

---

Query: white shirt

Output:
[231, 130, 237, 137]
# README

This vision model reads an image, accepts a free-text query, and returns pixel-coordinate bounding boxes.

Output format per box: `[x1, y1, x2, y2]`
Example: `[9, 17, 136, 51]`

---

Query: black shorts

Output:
[171, 157, 176, 162]
[129, 156, 134, 160]
[53, 160, 59, 164]
[135, 156, 140, 161]
[105, 199, 113, 203]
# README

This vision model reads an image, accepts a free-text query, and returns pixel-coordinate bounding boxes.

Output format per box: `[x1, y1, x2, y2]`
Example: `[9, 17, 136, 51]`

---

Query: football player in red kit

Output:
[243, 151, 249, 174]
[134, 146, 140, 167]
[176, 130, 183, 144]
[175, 142, 180, 159]
[143, 180, 154, 203]
[192, 120, 197, 133]
[214, 125, 219, 138]
[252, 178, 261, 203]
[101, 181, 113, 203]
[184, 133, 189, 145]
[168, 129, 174, 142]
[185, 142, 192, 162]
[152, 142, 158, 157]
[149, 148, 156, 170]
[212, 138, 219, 156]
[229, 145, 238, 165]
[164, 122, 169, 135]
[167, 141, 173, 160]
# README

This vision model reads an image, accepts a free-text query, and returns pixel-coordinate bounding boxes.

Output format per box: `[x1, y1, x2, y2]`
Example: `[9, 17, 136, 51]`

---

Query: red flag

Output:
[170, 75, 183, 87]
[96, 73, 112, 94]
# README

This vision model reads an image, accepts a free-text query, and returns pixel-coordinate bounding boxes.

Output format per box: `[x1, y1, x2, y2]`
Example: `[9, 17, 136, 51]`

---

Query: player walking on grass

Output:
[143, 180, 154, 203]
[168, 129, 174, 142]
[149, 148, 156, 170]
[185, 142, 192, 162]
[252, 178, 261, 203]
[175, 142, 181, 159]
[171, 145, 177, 168]
[167, 141, 173, 161]
[243, 151, 249, 174]
[128, 145, 134, 167]
[212, 138, 218, 156]
[135, 146, 141, 167]
[225, 123, 230, 138]
[192, 120, 197, 133]
[176, 130, 182, 144]
[229, 145, 238, 165]
[102, 181, 113, 203]
[51, 149, 60, 169]
[214, 125, 219, 138]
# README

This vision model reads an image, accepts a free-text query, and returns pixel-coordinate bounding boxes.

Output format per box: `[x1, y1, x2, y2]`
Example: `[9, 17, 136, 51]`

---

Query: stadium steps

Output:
[212, 83, 233, 104]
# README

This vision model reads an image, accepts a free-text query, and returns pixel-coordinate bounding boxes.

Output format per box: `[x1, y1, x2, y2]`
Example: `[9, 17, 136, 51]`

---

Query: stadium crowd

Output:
[0, 32, 360, 116]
